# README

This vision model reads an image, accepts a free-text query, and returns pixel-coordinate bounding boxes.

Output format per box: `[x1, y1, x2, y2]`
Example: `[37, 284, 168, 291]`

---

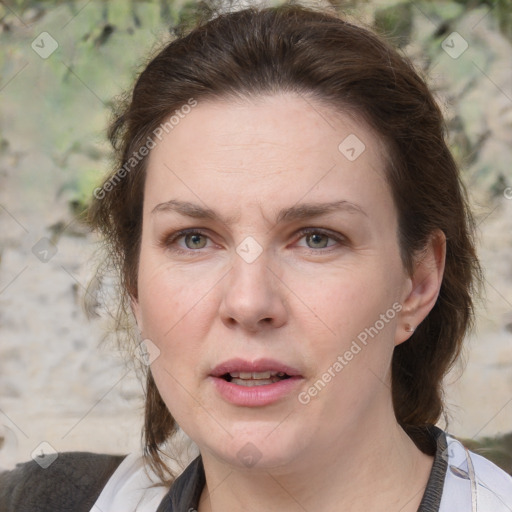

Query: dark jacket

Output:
[0, 451, 206, 512]
[0, 452, 126, 512]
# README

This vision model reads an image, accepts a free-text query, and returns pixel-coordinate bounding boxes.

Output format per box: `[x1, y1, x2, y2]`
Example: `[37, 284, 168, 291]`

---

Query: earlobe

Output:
[404, 324, 415, 333]
[396, 230, 446, 346]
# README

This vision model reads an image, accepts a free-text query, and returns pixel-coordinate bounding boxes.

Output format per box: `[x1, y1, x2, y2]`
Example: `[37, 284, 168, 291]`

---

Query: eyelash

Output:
[161, 227, 346, 256]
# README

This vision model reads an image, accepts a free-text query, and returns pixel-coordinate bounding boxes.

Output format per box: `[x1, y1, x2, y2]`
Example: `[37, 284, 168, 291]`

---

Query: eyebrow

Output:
[151, 199, 367, 226]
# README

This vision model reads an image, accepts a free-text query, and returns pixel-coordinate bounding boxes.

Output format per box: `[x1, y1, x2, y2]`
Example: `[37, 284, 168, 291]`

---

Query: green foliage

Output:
[374, 2, 413, 48]
[1, 0, 511, 216]
[0, 0, 188, 218]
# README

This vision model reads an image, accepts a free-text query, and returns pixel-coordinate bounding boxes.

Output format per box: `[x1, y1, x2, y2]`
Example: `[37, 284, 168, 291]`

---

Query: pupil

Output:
[308, 233, 327, 248]
[187, 233, 205, 249]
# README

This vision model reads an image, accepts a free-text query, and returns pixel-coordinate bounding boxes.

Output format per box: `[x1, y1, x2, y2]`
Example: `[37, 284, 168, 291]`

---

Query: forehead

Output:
[144, 93, 393, 221]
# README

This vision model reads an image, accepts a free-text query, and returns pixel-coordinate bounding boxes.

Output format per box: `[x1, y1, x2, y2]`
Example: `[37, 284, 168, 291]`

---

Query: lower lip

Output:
[210, 376, 303, 406]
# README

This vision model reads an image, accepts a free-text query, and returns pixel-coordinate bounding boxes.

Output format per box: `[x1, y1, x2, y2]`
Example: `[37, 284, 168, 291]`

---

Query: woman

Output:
[1, 3, 511, 511]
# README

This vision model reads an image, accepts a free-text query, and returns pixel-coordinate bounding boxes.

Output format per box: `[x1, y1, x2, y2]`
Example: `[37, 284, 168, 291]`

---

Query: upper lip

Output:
[210, 358, 302, 377]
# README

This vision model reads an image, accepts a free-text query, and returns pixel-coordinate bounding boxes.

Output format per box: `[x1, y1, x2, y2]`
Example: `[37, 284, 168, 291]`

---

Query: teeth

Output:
[230, 377, 281, 386]
[230, 371, 284, 379]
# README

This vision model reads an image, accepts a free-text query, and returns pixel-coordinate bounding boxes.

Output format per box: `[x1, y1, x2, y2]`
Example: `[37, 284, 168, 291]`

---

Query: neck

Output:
[197, 403, 434, 512]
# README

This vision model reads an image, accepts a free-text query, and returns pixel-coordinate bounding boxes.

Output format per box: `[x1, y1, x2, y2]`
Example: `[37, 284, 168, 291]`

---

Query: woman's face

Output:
[134, 93, 416, 470]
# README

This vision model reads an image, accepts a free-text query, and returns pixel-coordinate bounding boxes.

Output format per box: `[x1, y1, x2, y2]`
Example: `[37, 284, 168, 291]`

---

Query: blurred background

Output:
[0, 0, 511, 473]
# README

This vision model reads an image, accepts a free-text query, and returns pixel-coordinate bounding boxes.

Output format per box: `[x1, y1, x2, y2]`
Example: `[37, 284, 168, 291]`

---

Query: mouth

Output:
[209, 357, 303, 405]
[210, 357, 302, 382]
[221, 370, 292, 387]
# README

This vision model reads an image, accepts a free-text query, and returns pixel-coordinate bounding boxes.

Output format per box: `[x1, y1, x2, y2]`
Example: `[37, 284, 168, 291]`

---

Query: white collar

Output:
[440, 434, 512, 512]
[89, 452, 169, 512]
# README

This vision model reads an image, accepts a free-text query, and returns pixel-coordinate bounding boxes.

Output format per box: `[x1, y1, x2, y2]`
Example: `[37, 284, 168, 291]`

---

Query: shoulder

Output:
[440, 434, 512, 512]
[0, 451, 126, 512]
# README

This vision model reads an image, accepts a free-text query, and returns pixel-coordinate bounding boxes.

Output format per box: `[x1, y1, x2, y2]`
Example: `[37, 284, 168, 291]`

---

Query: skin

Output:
[132, 92, 446, 512]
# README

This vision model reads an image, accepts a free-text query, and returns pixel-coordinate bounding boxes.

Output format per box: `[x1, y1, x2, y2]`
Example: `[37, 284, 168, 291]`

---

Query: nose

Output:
[219, 252, 288, 332]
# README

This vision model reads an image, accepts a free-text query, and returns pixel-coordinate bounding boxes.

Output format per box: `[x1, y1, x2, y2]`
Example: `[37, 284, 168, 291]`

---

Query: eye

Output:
[295, 228, 344, 250]
[162, 229, 212, 253]
[182, 232, 208, 249]
[303, 232, 331, 249]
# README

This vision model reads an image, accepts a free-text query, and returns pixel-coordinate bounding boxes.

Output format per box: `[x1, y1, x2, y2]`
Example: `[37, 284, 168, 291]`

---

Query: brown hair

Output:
[88, 2, 482, 484]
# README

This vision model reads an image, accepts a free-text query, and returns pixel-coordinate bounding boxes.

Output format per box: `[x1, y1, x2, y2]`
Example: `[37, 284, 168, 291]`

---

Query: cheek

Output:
[138, 263, 210, 416]
[291, 266, 392, 334]
[137, 254, 214, 336]
[291, 264, 402, 387]
[136, 276, 208, 403]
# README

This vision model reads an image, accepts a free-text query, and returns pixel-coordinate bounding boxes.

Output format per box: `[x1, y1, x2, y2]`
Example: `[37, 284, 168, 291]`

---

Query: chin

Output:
[199, 422, 311, 471]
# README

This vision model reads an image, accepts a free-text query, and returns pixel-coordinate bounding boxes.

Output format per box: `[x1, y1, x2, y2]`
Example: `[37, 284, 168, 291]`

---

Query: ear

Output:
[396, 229, 446, 346]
